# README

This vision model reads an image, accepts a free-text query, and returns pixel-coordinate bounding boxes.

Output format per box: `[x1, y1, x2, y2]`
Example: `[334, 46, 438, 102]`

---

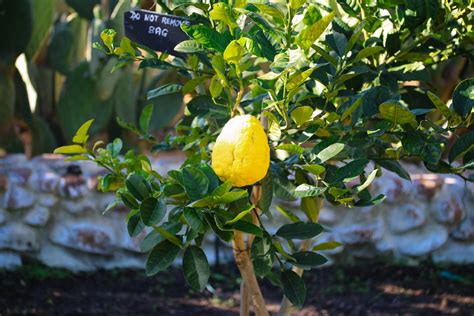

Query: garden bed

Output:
[1, 261, 473, 315]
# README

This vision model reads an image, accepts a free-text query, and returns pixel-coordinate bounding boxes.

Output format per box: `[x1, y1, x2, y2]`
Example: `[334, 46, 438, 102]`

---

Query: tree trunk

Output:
[233, 231, 269, 316]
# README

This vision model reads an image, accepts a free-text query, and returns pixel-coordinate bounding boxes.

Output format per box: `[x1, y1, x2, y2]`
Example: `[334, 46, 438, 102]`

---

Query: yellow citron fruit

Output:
[212, 115, 270, 187]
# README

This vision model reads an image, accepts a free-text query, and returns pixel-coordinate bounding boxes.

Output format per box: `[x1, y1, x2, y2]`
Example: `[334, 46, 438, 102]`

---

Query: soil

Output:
[1, 261, 473, 315]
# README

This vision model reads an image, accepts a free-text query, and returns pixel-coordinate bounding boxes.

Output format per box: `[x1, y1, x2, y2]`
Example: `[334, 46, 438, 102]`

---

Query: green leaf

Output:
[174, 40, 204, 53]
[276, 222, 324, 240]
[292, 251, 328, 269]
[281, 270, 306, 308]
[276, 144, 305, 155]
[153, 226, 182, 248]
[354, 46, 384, 63]
[296, 12, 336, 50]
[239, 10, 281, 42]
[273, 177, 297, 201]
[146, 240, 180, 276]
[427, 92, 453, 119]
[379, 101, 416, 125]
[290, 0, 307, 10]
[141, 223, 182, 252]
[181, 24, 230, 53]
[228, 220, 263, 237]
[209, 75, 223, 98]
[210, 2, 238, 30]
[336, 0, 359, 16]
[139, 104, 153, 133]
[204, 214, 233, 242]
[211, 55, 228, 86]
[54, 144, 87, 154]
[325, 159, 369, 184]
[294, 184, 326, 198]
[291, 106, 313, 127]
[449, 131, 474, 163]
[301, 197, 320, 222]
[452, 79, 474, 118]
[127, 212, 144, 237]
[120, 191, 139, 209]
[223, 40, 244, 65]
[187, 95, 218, 116]
[212, 181, 233, 196]
[251, 236, 273, 277]
[302, 164, 326, 176]
[404, 0, 439, 28]
[182, 166, 209, 201]
[126, 173, 152, 201]
[140, 197, 166, 226]
[312, 241, 343, 251]
[316, 143, 344, 163]
[225, 204, 254, 225]
[100, 29, 116, 52]
[276, 205, 300, 223]
[341, 96, 364, 121]
[183, 246, 210, 292]
[183, 208, 206, 234]
[345, 21, 365, 54]
[257, 173, 273, 212]
[354, 169, 378, 193]
[376, 159, 411, 181]
[287, 68, 316, 92]
[147, 84, 182, 100]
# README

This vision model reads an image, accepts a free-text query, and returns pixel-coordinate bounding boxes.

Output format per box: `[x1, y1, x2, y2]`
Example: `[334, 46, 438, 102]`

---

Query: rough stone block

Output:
[0, 223, 39, 251]
[49, 220, 115, 255]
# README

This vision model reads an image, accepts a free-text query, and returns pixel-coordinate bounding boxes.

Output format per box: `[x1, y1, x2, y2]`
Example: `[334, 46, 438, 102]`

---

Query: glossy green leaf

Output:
[452, 79, 474, 118]
[146, 240, 180, 276]
[54, 145, 87, 154]
[376, 159, 411, 181]
[140, 197, 166, 226]
[183, 208, 206, 234]
[183, 246, 210, 292]
[174, 40, 204, 53]
[325, 159, 369, 184]
[291, 106, 313, 127]
[302, 164, 326, 176]
[147, 84, 182, 100]
[276, 222, 324, 240]
[281, 270, 306, 308]
[276, 205, 300, 223]
[182, 166, 209, 201]
[312, 241, 343, 251]
[127, 212, 144, 237]
[223, 40, 244, 65]
[294, 184, 326, 198]
[379, 101, 416, 125]
[125, 173, 151, 201]
[316, 143, 344, 163]
[276, 144, 305, 155]
[71, 119, 94, 144]
[296, 11, 335, 50]
[354, 46, 384, 62]
[449, 131, 474, 163]
[139, 104, 153, 133]
[292, 251, 328, 269]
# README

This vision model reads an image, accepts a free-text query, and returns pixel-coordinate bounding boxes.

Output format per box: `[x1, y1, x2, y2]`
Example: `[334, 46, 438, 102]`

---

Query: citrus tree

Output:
[55, 0, 473, 315]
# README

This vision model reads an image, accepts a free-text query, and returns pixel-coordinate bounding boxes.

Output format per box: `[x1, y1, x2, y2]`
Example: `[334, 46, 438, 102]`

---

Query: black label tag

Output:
[124, 10, 191, 57]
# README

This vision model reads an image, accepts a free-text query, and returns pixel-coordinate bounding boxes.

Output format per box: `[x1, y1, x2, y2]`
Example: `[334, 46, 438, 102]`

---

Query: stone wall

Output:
[0, 154, 473, 271]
